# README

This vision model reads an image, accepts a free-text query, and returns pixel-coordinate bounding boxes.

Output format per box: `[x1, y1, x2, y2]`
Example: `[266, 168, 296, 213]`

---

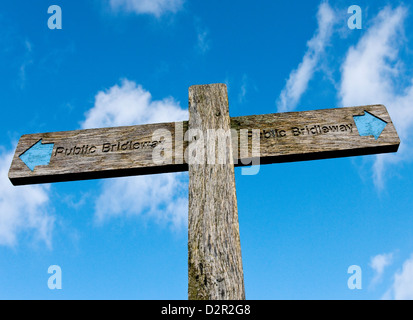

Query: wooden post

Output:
[7, 82, 401, 300]
[187, 84, 245, 300]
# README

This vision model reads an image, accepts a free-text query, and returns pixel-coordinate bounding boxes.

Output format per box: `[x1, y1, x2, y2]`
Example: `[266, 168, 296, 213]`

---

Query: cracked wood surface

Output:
[187, 83, 245, 300]
[9, 104, 399, 186]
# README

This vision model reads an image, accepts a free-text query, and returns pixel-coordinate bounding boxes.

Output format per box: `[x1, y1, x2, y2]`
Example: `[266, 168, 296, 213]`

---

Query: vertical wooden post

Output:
[188, 83, 245, 300]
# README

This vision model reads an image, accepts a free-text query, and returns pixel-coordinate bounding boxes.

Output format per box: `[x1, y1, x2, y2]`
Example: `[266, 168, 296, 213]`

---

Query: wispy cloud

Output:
[339, 5, 413, 188]
[194, 18, 210, 54]
[18, 40, 33, 89]
[0, 149, 54, 247]
[276, 1, 336, 112]
[109, 0, 184, 17]
[238, 74, 248, 103]
[81, 79, 188, 229]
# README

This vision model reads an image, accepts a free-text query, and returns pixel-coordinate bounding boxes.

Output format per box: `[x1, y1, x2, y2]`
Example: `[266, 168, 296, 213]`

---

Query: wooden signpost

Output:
[8, 83, 400, 299]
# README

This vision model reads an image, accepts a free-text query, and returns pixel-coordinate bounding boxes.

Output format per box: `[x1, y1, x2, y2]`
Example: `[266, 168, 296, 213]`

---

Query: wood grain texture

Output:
[230, 104, 400, 166]
[8, 121, 188, 185]
[9, 103, 399, 186]
[187, 83, 245, 300]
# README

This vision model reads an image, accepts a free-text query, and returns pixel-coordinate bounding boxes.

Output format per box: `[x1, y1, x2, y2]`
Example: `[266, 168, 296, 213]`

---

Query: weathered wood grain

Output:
[187, 83, 245, 300]
[9, 103, 399, 186]
[230, 105, 399, 165]
[8, 122, 188, 185]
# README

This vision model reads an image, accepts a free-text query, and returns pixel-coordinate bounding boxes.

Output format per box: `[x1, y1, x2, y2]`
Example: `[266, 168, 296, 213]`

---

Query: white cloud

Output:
[81, 79, 188, 229]
[0, 149, 54, 247]
[81, 79, 187, 128]
[275, 3, 413, 188]
[0, 79, 188, 247]
[94, 172, 188, 228]
[392, 255, 413, 300]
[370, 252, 394, 285]
[339, 6, 406, 107]
[109, 0, 184, 17]
[383, 254, 413, 300]
[339, 5, 413, 188]
[276, 1, 336, 112]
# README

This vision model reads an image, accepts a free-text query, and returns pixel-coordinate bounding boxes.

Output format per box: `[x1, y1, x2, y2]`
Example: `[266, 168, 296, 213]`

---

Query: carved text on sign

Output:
[261, 123, 354, 139]
[53, 139, 164, 157]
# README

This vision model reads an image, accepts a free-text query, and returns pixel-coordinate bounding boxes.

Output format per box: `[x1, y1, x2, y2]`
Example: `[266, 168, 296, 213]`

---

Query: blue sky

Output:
[1, 0, 413, 300]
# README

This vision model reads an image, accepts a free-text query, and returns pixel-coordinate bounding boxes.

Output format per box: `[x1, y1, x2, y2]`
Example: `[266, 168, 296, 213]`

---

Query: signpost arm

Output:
[187, 84, 245, 300]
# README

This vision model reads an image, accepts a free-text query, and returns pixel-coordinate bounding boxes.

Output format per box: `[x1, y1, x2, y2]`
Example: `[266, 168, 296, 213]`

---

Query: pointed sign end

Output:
[19, 139, 54, 172]
[353, 111, 387, 140]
